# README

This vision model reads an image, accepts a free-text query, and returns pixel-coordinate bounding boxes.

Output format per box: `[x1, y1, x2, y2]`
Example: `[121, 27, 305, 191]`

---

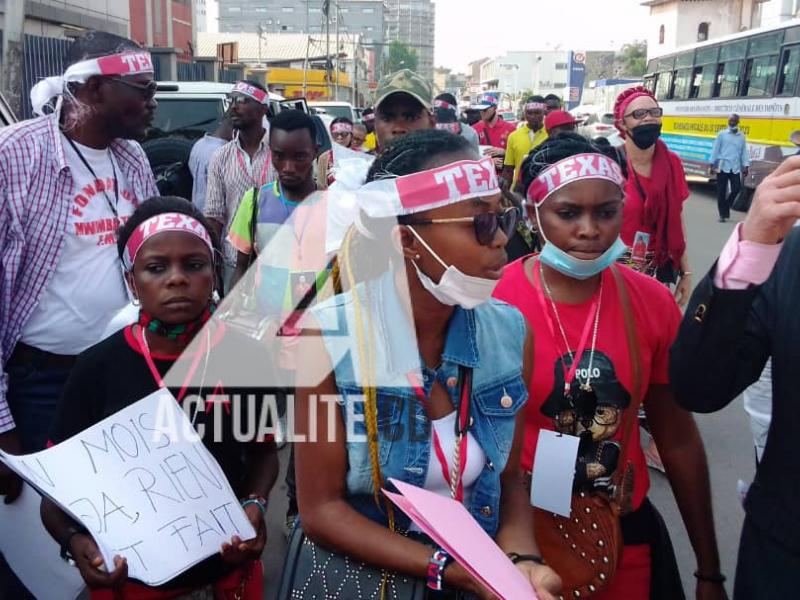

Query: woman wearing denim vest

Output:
[292, 130, 561, 599]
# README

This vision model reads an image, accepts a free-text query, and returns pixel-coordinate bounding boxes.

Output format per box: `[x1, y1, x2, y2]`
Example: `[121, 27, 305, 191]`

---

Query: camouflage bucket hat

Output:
[374, 69, 433, 111]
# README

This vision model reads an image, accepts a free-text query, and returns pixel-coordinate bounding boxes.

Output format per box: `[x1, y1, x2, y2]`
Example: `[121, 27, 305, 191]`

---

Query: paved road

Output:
[261, 183, 755, 598]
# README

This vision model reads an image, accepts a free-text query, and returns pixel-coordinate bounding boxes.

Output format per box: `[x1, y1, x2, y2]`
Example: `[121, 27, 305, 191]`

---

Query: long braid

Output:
[340, 226, 395, 530]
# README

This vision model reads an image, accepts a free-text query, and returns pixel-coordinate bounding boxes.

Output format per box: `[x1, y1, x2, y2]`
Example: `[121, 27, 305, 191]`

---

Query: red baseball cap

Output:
[545, 110, 579, 132]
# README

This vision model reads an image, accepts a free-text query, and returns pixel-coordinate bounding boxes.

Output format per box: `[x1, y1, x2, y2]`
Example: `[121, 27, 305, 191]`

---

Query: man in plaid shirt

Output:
[0, 31, 158, 505]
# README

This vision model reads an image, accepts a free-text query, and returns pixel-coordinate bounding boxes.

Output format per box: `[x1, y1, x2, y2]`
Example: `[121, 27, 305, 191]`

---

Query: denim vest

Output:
[311, 270, 528, 537]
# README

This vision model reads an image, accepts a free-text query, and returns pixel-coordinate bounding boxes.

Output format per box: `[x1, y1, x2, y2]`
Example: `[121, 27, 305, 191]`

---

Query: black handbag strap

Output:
[248, 185, 259, 265]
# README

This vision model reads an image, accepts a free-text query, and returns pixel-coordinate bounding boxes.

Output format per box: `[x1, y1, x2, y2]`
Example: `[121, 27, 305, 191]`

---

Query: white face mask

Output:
[406, 226, 498, 309]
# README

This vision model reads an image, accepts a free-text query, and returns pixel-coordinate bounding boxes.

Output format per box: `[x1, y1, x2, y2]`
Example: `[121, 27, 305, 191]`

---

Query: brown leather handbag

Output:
[532, 266, 643, 598]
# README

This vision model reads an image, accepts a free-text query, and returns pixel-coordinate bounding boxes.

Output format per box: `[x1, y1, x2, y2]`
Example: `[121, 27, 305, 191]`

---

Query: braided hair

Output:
[336, 129, 477, 540]
[520, 132, 624, 199]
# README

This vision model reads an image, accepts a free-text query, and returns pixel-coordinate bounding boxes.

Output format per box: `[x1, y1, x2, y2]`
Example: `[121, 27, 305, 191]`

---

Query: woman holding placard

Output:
[287, 129, 561, 599]
[41, 197, 279, 599]
[493, 134, 725, 600]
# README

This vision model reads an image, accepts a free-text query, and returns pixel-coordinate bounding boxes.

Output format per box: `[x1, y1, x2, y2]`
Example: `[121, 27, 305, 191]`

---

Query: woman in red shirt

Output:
[493, 134, 727, 600]
[614, 86, 693, 308]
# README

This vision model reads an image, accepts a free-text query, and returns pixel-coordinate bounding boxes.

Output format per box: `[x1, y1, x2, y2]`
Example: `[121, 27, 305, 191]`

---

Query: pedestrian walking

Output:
[502, 96, 548, 190]
[0, 30, 158, 499]
[204, 80, 275, 293]
[41, 196, 279, 599]
[316, 116, 355, 189]
[188, 110, 233, 211]
[434, 92, 480, 150]
[710, 114, 750, 222]
[670, 155, 800, 598]
[613, 86, 693, 472]
[472, 93, 516, 174]
[284, 129, 561, 599]
[495, 133, 727, 600]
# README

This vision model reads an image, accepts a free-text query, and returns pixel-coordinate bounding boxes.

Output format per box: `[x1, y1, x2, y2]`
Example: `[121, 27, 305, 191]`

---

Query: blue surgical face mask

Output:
[535, 205, 627, 280]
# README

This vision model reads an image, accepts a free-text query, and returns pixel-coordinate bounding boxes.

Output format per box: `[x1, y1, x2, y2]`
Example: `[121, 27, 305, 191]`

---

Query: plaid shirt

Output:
[0, 113, 158, 433]
[204, 130, 275, 266]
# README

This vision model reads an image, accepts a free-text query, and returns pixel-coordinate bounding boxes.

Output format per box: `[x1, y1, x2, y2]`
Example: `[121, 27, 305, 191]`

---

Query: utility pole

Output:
[303, 36, 311, 97]
[324, 0, 331, 99]
[352, 37, 357, 106]
[334, 0, 340, 101]
[1, 0, 25, 118]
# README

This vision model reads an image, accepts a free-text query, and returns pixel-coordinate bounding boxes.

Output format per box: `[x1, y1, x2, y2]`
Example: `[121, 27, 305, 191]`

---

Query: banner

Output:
[566, 51, 587, 111]
[0, 389, 255, 586]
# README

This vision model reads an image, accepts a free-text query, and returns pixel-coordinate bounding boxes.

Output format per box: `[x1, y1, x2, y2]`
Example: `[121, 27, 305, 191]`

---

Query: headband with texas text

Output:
[434, 99, 457, 112]
[30, 51, 154, 116]
[525, 102, 547, 111]
[331, 122, 354, 134]
[123, 213, 214, 270]
[526, 153, 625, 207]
[232, 81, 269, 104]
[358, 157, 500, 219]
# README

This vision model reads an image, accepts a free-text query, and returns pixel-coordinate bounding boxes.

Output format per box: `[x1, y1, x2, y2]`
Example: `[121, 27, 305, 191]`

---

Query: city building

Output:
[9, 0, 128, 38]
[217, 0, 385, 49]
[197, 31, 371, 103]
[644, 0, 800, 58]
[129, 0, 194, 59]
[385, 0, 434, 80]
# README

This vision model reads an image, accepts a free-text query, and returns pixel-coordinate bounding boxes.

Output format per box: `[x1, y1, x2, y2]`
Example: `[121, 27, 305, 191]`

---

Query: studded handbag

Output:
[276, 522, 431, 600]
[531, 266, 643, 598]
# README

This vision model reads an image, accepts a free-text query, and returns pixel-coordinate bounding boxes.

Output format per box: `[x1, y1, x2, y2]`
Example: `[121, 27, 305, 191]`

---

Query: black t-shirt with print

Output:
[49, 324, 278, 590]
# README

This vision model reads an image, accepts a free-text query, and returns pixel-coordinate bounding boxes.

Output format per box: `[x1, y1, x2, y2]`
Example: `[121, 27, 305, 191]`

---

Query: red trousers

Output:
[593, 544, 651, 600]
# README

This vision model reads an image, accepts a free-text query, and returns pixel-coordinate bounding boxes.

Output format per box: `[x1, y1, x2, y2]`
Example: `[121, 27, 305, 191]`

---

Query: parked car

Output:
[309, 101, 356, 122]
[498, 110, 517, 125]
[578, 110, 617, 139]
[146, 81, 296, 199]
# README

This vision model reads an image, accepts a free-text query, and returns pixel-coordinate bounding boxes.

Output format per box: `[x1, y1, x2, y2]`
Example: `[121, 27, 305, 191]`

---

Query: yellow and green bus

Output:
[644, 20, 800, 202]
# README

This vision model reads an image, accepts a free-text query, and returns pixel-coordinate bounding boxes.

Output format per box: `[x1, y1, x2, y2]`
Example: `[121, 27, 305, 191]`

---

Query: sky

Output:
[433, 0, 651, 72]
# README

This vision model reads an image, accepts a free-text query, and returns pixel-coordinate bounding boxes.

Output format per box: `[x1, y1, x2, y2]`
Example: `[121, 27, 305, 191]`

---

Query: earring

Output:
[131, 297, 140, 307]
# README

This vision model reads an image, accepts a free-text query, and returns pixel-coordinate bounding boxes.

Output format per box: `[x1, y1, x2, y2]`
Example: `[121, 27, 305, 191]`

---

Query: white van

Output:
[309, 101, 356, 122]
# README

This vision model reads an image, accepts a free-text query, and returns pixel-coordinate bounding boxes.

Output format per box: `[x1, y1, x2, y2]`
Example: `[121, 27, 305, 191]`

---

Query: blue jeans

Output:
[2, 356, 73, 598]
[6, 359, 72, 452]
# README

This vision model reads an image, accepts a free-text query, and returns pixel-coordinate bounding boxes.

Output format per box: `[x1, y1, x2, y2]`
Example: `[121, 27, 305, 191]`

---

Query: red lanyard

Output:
[532, 262, 600, 395]
[407, 369, 472, 502]
[136, 326, 210, 403]
[236, 146, 271, 188]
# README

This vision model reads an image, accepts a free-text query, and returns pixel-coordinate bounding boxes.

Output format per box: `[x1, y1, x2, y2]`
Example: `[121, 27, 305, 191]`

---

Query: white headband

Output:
[30, 51, 154, 117]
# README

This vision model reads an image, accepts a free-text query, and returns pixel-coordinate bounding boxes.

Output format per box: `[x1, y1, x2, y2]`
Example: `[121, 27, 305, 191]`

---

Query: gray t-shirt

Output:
[459, 123, 480, 150]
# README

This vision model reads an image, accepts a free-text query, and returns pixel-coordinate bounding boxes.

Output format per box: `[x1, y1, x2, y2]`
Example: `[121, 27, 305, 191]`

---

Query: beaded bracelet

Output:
[426, 549, 452, 591]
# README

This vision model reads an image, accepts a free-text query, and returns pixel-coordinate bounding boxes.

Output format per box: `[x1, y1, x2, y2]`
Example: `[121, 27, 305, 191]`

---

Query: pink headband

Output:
[526, 153, 625, 207]
[123, 213, 213, 270]
[331, 122, 354, 134]
[363, 112, 375, 123]
[358, 157, 500, 219]
[525, 102, 547, 111]
[434, 99, 457, 111]
[30, 51, 153, 116]
[232, 81, 269, 104]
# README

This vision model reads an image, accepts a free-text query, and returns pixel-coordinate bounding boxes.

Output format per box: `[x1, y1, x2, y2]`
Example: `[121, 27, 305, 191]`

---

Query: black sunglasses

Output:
[405, 206, 519, 246]
[110, 78, 158, 100]
[624, 107, 663, 120]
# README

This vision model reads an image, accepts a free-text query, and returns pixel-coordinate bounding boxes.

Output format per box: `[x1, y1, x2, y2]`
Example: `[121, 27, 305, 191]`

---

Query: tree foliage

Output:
[616, 41, 647, 77]
[386, 40, 418, 73]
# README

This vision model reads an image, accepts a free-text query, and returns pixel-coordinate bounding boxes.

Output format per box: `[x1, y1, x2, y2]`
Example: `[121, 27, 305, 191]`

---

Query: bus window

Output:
[655, 71, 673, 100]
[694, 45, 720, 99]
[673, 68, 692, 99]
[718, 61, 743, 97]
[744, 55, 779, 96]
[644, 75, 657, 93]
[777, 45, 800, 96]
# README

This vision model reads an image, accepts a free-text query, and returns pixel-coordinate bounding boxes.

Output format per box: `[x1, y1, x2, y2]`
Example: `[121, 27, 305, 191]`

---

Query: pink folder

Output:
[383, 478, 538, 600]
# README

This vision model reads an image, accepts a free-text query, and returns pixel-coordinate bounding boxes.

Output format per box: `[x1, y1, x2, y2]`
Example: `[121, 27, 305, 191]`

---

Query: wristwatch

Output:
[59, 525, 86, 564]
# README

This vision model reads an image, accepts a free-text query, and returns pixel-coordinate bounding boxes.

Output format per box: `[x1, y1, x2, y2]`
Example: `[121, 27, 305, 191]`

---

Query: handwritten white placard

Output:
[0, 389, 255, 586]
